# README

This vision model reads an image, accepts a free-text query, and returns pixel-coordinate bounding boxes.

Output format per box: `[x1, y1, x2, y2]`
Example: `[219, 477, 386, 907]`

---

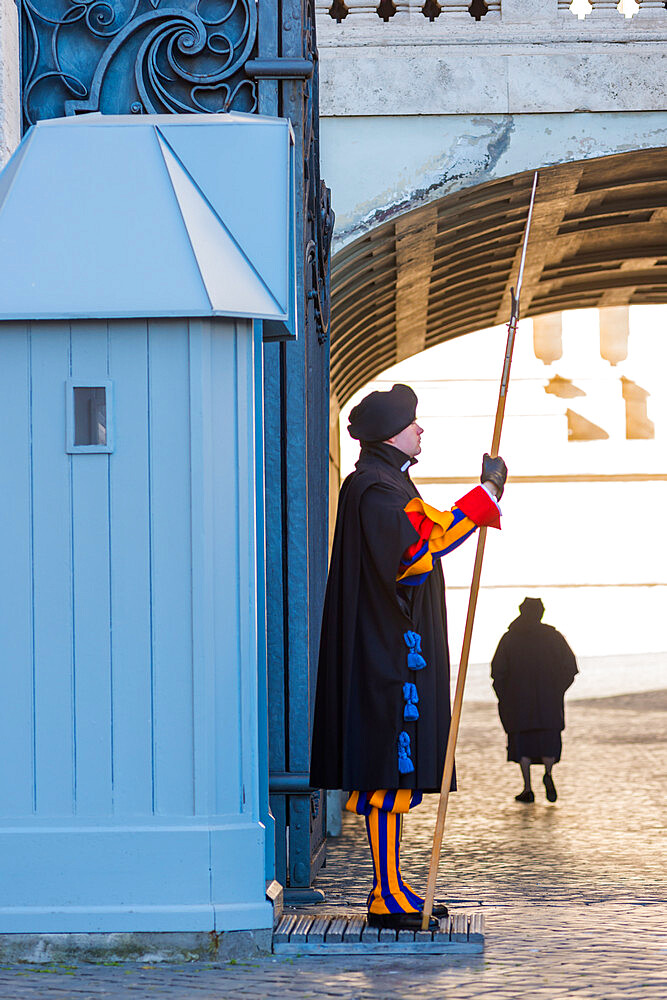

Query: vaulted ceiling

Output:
[329, 147, 667, 408]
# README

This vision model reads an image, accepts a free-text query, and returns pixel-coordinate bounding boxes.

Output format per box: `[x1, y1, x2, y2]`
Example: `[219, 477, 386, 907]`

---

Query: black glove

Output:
[481, 453, 507, 500]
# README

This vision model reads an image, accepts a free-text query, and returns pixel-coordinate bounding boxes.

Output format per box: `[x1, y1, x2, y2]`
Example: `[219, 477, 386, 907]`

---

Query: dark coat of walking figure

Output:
[491, 598, 577, 803]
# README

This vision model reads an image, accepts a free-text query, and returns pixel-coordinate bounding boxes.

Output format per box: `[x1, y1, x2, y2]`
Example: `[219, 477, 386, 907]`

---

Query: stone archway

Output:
[328, 148, 667, 492]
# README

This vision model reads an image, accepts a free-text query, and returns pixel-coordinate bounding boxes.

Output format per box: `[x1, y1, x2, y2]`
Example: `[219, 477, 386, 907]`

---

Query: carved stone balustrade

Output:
[338, 0, 381, 21]
[319, 0, 502, 22]
[559, 0, 591, 16]
[320, 0, 665, 21]
[592, 1, 626, 13]
[561, 0, 661, 16]
[591, 1, 640, 16]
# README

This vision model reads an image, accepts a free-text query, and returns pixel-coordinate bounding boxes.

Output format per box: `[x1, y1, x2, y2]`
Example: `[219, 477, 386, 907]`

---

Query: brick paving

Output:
[1, 690, 665, 998]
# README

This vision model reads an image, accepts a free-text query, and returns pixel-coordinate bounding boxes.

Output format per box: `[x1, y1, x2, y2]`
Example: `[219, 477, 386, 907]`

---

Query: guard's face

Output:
[388, 420, 423, 458]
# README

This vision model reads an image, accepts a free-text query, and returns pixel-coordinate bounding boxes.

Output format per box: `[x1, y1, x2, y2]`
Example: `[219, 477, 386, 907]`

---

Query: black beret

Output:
[348, 384, 418, 442]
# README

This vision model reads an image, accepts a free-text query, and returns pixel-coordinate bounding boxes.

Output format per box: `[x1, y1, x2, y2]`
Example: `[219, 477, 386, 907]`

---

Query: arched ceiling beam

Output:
[330, 148, 667, 408]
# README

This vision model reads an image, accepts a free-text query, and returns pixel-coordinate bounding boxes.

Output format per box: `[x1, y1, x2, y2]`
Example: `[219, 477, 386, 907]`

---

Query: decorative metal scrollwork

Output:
[303, 0, 334, 345]
[20, 0, 258, 129]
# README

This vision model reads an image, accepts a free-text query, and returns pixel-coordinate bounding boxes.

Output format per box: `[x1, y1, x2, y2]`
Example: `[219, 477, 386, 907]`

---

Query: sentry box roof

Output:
[0, 113, 297, 336]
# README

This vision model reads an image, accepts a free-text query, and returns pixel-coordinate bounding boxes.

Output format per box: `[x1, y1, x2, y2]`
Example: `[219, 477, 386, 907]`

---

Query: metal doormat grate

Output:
[273, 910, 483, 954]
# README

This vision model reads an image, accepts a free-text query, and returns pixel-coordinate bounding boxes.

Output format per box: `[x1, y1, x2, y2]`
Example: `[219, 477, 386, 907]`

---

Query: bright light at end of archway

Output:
[339, 305, 667, 698]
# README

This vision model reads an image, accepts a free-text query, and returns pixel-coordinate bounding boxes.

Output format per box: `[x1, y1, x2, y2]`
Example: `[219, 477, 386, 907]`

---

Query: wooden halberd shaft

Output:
[421, 171, 539, 930]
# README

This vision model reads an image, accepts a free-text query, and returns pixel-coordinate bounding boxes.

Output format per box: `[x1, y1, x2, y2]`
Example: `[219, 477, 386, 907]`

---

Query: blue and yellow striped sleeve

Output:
[397, 485, 501, 585]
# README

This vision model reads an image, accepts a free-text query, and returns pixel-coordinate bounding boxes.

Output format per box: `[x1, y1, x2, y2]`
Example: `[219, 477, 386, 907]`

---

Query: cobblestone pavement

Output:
[1, 690, 665, 998]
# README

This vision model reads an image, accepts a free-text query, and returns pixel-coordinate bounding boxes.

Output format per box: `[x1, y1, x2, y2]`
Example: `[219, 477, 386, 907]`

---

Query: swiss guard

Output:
[310, 383, 507, 930]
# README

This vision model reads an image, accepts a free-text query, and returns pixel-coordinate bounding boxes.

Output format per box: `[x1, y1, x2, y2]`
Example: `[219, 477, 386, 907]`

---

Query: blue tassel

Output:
[397, 731, 415, 774]
[403, 681, 419, 721]
[403, 630, 427, 670]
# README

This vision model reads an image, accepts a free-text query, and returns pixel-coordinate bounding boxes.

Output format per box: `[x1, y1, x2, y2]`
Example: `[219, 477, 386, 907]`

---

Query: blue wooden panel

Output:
[0, 822, 209, 910]
[187, 319, 217, 818]
[188, 316, 266, 826]
[107, 321, 154, 816]
[0, 820, 270, 932]
[0, 325, 35, 816]
[30, 323, 75, 815]
[147, 320, 195, 815]
[229, 321, 261, 820]
[188, 317, 264, 823]
[208, 323, 243, 816]
[69, 321, 113, 815]
[210, 822, 272, 930]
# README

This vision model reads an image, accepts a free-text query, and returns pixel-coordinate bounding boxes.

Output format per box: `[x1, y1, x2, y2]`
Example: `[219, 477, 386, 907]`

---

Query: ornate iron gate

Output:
[18, 0, 332, 899]
[251, 0, 333, 902]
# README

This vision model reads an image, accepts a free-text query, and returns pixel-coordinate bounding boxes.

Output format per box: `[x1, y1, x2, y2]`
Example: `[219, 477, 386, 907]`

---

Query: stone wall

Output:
[316, 1, 667, 118]
[0, 0, 19, 166]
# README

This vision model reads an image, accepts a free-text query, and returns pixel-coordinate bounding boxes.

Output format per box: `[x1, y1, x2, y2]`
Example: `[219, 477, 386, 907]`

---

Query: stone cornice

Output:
[316, 18, 667, 47]
[317, 19, 667, 114]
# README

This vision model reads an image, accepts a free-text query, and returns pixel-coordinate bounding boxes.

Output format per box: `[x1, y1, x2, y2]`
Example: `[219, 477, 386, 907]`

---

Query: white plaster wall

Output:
[0, 0, 19, 165]
[321, 112, 667, 249]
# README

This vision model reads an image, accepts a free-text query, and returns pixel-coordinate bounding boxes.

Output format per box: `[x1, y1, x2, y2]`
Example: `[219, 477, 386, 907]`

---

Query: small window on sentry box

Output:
[66, 380, 114, 453]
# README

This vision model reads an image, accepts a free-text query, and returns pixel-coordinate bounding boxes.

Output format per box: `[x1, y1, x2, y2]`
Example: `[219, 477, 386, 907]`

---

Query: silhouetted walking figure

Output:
[491, 598, 577, 803]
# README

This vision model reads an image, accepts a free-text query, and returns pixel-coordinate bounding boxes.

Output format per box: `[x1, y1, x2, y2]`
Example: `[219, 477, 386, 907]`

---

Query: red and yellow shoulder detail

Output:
[397, 486, 500, 584]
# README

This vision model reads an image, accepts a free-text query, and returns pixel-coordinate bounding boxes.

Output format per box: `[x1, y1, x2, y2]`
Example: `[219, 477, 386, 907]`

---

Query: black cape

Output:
[310, 442, 454, 792]
[491, 616, 578, 734]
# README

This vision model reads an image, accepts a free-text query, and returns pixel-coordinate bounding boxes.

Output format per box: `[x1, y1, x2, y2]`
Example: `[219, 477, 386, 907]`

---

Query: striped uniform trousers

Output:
[346, 789, 425, 915]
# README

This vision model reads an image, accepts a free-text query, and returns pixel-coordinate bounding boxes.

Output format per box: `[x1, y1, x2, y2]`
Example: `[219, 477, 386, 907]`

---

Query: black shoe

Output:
[367, 890, 447, 919]
[367, 911, 440, 931]
[515, 789, 535, 803]
[543, 772, 557, 802]
[403, 898, 449, 918]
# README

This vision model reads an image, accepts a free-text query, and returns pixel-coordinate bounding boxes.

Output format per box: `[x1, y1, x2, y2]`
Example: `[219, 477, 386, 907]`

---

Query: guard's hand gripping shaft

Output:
[481, 453, 508, 499]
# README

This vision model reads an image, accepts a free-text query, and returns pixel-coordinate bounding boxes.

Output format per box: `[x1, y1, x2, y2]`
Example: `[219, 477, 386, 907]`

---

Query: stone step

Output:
[273, 909, 484, 954]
